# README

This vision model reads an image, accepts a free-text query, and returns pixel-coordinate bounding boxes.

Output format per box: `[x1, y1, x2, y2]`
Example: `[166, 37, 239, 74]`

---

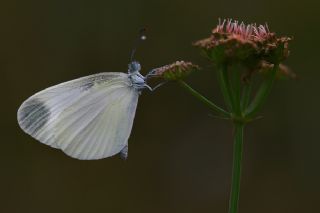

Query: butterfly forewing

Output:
[17, 72, 139, 159]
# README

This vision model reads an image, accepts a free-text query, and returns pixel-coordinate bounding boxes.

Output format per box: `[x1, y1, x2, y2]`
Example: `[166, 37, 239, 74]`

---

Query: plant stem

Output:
[230, 65, 242, 116]
[241, 83, 251, 112]
[245, 64, 279, 118]
[178, 80, 230, 118]
[228, 123, 244, 213]
[217, 64, 236, 112]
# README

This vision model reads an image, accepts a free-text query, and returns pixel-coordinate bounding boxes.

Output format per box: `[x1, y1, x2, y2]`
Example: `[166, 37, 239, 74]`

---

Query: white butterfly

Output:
[17, 61, 151, 160]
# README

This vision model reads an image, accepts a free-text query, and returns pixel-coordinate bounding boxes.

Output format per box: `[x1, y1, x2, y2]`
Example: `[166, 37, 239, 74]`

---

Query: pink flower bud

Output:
[151, 61, 200, 81]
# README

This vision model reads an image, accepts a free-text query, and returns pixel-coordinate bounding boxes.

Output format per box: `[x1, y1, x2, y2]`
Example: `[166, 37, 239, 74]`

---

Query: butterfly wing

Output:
[17, 72, 139, 160]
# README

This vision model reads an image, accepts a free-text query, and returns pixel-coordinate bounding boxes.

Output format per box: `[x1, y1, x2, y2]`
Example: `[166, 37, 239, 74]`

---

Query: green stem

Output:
[245, 64, 279, 118]
[178, 80, 230, 118]
[241, 83, 252, 113]
[217, 64, 235, 112]
[228, 123, 244, 213]
[231, 66, 241, 116]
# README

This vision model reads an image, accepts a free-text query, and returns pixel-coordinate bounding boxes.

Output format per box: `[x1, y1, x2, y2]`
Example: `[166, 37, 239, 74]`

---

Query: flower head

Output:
[193, 19, 291, 65]
[149, 61, 200, 81]
[213, 19, 271, 41]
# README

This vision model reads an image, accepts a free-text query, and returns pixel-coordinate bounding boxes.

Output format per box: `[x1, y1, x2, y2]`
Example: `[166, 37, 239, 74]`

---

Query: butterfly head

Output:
[128, 61, 141, 74]
[128, 61, 150, 91]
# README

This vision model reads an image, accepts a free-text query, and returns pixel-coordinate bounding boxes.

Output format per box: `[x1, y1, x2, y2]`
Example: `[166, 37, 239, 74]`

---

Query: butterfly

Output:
[17, 60, 152, 160]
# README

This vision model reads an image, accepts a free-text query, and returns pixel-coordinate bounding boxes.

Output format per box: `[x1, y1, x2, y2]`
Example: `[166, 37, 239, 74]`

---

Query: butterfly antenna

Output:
[130, 28, 147, 62]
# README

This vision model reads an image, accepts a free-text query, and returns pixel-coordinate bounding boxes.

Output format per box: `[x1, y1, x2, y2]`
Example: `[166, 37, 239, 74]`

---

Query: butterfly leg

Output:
[150, 81, 168, 91]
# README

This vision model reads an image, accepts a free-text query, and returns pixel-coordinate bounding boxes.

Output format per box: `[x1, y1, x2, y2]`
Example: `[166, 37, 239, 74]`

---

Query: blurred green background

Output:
[1, 0, 319, 212]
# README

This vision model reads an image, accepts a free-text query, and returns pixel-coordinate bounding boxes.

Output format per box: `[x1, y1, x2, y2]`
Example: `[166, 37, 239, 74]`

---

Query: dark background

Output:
[1, 0, 319, 212]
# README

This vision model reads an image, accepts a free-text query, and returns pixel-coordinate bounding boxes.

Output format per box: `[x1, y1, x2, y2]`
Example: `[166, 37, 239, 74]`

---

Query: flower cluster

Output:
[193, 19, 291, 66]
[150, 61, 200, 81]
